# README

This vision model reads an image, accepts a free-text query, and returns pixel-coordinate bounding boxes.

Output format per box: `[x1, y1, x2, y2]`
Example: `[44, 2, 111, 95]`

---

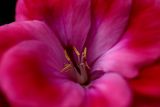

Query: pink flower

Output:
[0, 0, 160, 106]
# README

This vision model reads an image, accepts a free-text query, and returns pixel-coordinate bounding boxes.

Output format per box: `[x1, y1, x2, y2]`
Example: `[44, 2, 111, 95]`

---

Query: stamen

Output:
[85, 61, 90, 69]
[73, 46, 80, 56]
[62, 46, 90, 85]
[81, 47, 87, 62]
[73, 46, 80, 63]
[64, 50, 71, 62]
[83, 47, 87, 58]
[61, 64, 72, 72]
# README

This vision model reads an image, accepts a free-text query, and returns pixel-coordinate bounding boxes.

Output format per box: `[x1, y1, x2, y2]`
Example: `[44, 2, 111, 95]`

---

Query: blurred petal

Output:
[81, 73, 131, 107]
[86, 0, 131, 64]
[0, 40, 84, 107]
[93, 0, 160, 78]
[131, 61, 160, 107]
[16, 0, 91, 50]
[0, 21, 65, 70]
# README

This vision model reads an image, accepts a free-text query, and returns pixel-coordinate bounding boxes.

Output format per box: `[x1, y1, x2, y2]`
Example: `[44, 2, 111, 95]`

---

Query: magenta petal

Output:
[93, 0, 160, 78]
[81, 73, 131, 107]
[16, 0, 91, 50]
[0, 40, 84, 107]
[0, 21, 65, 70]
[86, 0, 131, 64]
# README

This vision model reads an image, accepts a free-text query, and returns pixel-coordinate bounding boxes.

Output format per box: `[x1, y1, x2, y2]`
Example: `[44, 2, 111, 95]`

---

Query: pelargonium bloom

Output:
[0, 0, 160, 107]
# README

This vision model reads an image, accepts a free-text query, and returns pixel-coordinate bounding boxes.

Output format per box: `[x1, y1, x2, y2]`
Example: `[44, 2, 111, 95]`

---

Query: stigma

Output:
[61, 46, 90, 85]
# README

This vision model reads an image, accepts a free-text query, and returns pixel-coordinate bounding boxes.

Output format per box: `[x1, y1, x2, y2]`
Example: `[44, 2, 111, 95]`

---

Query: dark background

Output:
[0, 0, 16, 25]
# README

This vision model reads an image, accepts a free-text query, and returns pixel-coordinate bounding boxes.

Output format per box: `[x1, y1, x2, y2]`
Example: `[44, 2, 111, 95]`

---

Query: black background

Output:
[0, 0, 16, 25]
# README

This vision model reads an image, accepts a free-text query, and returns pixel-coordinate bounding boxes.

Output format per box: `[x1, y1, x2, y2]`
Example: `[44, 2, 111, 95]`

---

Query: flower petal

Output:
[93, 0, 160, 78]
[0, 21, 65, 71]
[130, 61, 160, 107]
[0, 40, 84, 107]
[86, 0, 131, 64]
[81, 73, 131, 107]
[16, 0, 91, 50]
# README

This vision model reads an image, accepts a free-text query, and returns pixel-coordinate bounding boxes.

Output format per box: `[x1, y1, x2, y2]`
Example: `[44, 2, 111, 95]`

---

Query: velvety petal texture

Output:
[16, 0, 91, 50]
[0, 21, 66, 71]
[0, 21, 85, 107]
[0, 0, 159, 107]
[0, 41, 84, 107]
[93, 0, 160, 78]
[82, 73, 131, 107]
[16, 0, 132, 62]
[0, 19, 131, 107]
[86, 0, 131, 64]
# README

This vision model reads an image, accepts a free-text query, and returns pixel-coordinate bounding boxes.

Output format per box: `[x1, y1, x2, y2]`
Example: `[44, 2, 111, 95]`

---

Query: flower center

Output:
[61, 46, 90, 85]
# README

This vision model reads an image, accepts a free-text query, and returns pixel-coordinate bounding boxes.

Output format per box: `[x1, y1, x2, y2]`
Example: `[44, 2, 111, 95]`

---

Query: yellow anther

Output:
[61, 47, 90, 85]
[64, 50, 71, 62]
[61, 64, 72, 72]
[83, 47, 87, 58]
[73, 46, 80, 56]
